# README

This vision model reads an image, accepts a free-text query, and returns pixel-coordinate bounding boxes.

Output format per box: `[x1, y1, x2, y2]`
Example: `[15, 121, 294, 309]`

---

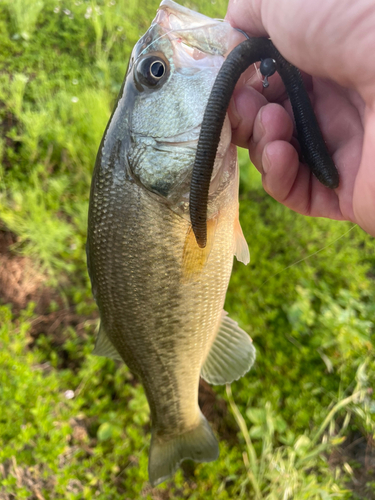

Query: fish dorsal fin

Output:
[92, 322, 123, 361]
[182, 217, 217, 282]
[201, 311, 255, 385]
[234, 215, 250, 265]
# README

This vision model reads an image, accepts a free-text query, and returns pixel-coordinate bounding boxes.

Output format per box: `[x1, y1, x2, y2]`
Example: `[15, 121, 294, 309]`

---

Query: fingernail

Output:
[262, 145, 270, 174]
[252, 107, 265, 144]
[228, 96, 241, 126]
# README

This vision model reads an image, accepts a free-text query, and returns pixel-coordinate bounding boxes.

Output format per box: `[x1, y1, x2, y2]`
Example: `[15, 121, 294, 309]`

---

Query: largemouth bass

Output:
[87, 0, 255, 486]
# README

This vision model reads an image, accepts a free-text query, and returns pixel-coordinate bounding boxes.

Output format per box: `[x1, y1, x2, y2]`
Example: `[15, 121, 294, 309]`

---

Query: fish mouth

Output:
[154, 0, 245, 59]
[158, 0, 224, 32]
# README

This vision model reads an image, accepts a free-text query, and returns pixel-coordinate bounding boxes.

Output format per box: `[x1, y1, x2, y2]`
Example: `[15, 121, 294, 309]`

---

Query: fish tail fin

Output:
[148, 413, 219, 486]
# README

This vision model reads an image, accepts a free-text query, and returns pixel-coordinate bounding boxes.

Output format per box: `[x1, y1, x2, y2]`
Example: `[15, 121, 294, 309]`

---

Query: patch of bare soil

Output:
[0, 228, 97, 366]
[329, 431, 375, 499]
[0, 455, 90, 500]
[0, 458, 56, 500]
[0, 229, 51, 312]
[199, 379, 238, 444]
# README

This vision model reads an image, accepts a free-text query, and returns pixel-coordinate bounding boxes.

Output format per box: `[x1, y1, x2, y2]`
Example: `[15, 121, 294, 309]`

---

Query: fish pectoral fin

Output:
[181, 217, 217, 282]
[201, 311, 256, 385]
[92, 323, 123, 362]
[148, 413, 219, 487]
[234, 214, 250, 265]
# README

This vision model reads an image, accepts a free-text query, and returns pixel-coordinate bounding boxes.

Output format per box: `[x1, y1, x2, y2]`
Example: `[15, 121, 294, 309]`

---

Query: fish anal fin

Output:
[201, 311, 255, 385]
[234, 215, 250, 265]
[93, 322, 123, 362]
[148, 413, 219, 486]
[182, 217, 217, 282]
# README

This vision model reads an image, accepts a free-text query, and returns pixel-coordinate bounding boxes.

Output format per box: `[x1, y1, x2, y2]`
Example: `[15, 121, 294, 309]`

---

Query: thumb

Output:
[226, 0, 375, 93]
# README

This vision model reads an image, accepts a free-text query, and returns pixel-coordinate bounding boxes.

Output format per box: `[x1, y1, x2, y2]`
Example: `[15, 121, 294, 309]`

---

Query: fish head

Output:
[98, 0, 244, 218]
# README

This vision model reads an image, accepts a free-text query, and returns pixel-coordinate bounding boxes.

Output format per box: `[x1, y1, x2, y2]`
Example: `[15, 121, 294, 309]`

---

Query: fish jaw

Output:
[156, 0, 245, 57]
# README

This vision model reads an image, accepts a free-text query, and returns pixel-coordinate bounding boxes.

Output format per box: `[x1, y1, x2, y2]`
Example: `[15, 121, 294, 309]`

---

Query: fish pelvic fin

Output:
[181, 217, 217, 282]
[201, 311, 256, 385]
[234, 210, 250, 265]
[148, 413, 219, 486]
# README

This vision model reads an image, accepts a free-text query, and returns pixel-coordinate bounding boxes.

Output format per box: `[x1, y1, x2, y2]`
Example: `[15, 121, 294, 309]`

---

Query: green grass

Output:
[0, 0, 375, 499]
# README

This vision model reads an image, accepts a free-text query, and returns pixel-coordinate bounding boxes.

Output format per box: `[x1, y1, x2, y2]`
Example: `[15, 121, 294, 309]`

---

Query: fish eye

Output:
[150, 60, 165, 79]
[134, 54, 169, 89]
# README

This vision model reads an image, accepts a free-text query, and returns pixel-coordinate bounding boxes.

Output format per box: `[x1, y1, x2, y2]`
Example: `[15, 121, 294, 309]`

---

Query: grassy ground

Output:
[0, 0, 375, 498]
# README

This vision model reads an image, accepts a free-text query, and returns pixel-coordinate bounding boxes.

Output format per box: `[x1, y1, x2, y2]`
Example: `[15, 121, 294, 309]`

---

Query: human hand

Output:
[226, 0, 375, 236]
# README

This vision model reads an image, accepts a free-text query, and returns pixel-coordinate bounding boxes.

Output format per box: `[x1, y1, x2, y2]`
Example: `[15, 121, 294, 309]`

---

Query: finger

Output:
[310, 79, 364, 220]
[261, 140, 303, 203]
[313, 79, 363, 151]
[262, 140, 344, 219]
[262, 69, 313, 103]
[268, 79, 363, 218]
[228, 84, 268, 148]
[229, 65, 314, 137]
[248, 103, 294, 171]
[229, 39, 314, 106]
[353, 109, 375, 236]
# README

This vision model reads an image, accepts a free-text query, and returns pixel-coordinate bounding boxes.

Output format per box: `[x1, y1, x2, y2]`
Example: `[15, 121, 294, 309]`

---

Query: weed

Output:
[3, 0, 44, 40]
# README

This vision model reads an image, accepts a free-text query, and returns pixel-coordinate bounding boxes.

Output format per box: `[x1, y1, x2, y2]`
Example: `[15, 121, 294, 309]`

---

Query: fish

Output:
[87, 0, 255, 486]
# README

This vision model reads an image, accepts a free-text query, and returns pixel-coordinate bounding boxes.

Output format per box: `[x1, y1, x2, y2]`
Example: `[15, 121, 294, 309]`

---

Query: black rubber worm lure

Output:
[189, 37, 340, 248]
